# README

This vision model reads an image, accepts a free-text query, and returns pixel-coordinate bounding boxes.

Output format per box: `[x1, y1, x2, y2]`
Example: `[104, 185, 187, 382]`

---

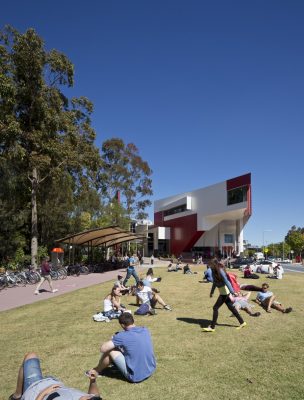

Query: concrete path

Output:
[0, 258, 171, 312]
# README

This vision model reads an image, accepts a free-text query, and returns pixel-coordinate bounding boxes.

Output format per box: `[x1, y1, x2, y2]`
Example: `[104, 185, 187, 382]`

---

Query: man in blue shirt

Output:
[255, 283, 292, 314]
[123, 254, 139, 286]
[88, 313, 156, 383]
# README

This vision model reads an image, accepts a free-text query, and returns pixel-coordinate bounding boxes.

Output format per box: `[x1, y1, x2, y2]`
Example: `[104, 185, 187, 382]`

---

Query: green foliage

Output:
[285, 226, 304, 256]
[0, 26, 100, 265]
[0, 27, 153, 265]
[99, 138, 153, 220]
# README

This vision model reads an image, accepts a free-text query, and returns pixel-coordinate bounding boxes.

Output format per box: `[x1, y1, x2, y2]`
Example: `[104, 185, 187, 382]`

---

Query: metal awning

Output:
[55, 226, 144, 247]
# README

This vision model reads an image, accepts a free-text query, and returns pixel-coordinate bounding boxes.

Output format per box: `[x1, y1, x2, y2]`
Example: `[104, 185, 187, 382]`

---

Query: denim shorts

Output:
[112, 353, 130, 381]
[23, 358, 43, 392]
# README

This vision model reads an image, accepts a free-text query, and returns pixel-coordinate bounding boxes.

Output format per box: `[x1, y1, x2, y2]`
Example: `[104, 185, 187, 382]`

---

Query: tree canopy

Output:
[0, 26, 153, 266]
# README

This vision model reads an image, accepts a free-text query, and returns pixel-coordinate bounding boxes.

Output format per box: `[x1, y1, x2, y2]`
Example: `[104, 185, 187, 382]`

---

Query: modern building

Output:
[147, 173, 252, 258]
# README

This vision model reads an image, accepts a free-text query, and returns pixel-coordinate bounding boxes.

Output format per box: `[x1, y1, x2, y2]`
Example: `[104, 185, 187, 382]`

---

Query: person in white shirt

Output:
[268, 264, 284, 279]
[135, 281, 172, 314]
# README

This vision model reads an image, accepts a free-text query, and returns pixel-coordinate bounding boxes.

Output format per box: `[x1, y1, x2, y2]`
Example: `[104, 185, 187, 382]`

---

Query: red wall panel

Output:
[154, 213, 204, 255]
[226, 173, 251, 190]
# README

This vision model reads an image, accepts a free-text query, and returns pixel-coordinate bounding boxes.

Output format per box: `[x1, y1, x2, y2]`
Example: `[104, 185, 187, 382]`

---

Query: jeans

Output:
[123, 267, 139, 286]
[23, 358, 43, 392]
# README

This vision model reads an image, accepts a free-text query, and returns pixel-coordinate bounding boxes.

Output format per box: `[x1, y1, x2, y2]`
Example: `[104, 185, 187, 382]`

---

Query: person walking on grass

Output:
[87, 313, 156, 383]
[9, 352, 101, 400]
[34, 257, 58, 295]
[202, 258, 246, 332]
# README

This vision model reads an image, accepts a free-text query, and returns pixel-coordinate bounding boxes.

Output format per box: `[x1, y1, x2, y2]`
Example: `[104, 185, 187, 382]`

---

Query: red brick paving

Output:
[0, 268, 128, 312]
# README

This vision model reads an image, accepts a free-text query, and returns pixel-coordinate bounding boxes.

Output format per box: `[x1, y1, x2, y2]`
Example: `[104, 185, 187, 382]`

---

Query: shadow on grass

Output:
[176, 317, 238, 328]
[100, 367, 128, 381]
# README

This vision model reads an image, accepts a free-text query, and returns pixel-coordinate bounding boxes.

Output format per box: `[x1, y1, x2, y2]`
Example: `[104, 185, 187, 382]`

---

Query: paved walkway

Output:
[0, 259, 171, 312]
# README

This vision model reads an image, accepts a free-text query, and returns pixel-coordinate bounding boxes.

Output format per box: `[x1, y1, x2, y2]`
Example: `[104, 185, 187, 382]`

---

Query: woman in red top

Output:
[34, 257, 58, 295]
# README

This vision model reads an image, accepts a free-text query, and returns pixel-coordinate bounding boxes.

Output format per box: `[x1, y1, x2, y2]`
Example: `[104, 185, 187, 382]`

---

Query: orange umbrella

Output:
[51, 248, 64, 253]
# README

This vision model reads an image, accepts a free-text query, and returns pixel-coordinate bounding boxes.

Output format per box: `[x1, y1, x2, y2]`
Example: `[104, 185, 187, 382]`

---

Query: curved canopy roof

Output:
[56, 226, 144, 247]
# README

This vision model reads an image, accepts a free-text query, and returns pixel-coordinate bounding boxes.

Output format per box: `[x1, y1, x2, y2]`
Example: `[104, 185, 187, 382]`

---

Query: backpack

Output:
[227, 272, 241, 292]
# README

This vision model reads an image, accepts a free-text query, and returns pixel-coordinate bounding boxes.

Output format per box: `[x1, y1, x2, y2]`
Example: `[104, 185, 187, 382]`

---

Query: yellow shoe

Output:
[202, 326, 215, 332]
[236, 322, 247, 330]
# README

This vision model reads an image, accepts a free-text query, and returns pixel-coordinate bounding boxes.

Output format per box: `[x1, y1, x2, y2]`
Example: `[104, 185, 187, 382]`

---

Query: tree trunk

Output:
[31, 167, 39, 269]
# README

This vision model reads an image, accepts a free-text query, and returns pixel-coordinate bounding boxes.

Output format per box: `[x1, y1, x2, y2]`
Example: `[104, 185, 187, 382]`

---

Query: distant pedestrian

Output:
[150, 254, 154, 265]
[123, 254, 139, 286]
[34, 257, 58, 295]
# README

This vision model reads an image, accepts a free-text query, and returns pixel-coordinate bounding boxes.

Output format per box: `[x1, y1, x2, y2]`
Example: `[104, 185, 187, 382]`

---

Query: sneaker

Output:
[164, 305, 172, 311]
[8, 394, 22, 400]
[34, 291, 40, 295]
[252, 312, 261, 317]
[202, 326, 215, 332]
[236, 322, 247, 330]
[149, 309, 157, 315]
[284, 307, 292, 313]
[52, 289, 58, 293]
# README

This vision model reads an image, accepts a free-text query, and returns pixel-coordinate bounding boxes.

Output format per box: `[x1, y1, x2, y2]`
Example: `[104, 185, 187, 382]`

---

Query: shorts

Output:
[112, 353, 130, 381]
[234, 300, 252, 309]
[23, 358, 43, 392]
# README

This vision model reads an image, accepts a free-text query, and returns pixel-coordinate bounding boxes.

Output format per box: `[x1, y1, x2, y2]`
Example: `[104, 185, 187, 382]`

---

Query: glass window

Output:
[224, 234, 234, 243]
[227, 186, 247, 205]
[164, 204, 187, 217]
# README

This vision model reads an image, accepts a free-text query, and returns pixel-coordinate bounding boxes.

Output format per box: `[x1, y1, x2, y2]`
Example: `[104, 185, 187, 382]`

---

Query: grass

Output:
[1, 266, 304, 400]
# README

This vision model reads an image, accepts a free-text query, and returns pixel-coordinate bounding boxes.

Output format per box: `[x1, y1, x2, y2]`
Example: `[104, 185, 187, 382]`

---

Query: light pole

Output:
[262, 229, 272, 259]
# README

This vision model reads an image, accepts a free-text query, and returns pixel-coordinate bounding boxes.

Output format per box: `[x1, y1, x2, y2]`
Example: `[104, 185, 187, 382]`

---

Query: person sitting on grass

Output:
[229, 292, 261, 317]
[203, 264, 213, 282]
[87, 313, 156, 383]
[254, 283, 292, 313]
[267, 264, 284, 280]
[9, 352, 101, 400]
[135, 280, 172, 315]
[183, 264, 194, 274]
[93, 286, 127, 322]
[145, 267, 162, 283]
[243, 264, 259, 279]
[167, 263, 178, 272]
[114, 274, 130, 295]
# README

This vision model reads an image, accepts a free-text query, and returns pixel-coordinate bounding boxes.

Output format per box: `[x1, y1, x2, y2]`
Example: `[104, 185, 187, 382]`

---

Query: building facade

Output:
[148, 173, 251, 258]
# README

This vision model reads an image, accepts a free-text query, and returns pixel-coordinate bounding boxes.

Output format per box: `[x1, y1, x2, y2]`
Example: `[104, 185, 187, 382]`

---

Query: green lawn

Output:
[1, 267, 304, 400]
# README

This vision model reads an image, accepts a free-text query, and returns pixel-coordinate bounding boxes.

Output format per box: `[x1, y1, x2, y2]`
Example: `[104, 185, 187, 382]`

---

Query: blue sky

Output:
[1, 1, 303, 246]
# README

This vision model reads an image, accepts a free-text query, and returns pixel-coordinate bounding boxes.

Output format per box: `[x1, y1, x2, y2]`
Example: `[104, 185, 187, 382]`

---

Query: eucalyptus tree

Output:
[0, 26, 100, 267]
[99, 138, 153, 223]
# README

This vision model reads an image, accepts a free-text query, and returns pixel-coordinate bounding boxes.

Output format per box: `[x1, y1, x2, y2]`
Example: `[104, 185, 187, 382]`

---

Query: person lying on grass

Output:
[9, 352, 101, 400]
[254, 283, 292, 313]
[229, 292, 261, 317]
[87, 313, 156, 383]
